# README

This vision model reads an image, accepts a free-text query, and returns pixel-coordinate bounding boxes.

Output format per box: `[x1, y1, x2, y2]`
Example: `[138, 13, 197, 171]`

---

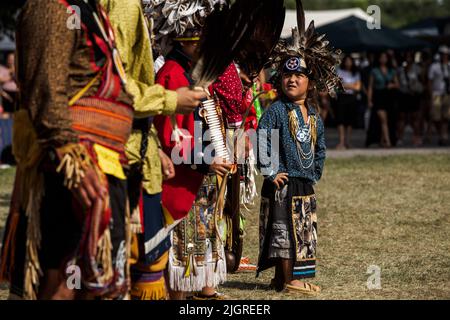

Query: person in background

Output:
[0, 52, 18, 114]
[419, 49, 434, 145]
[335, 55, 361, 149]
[428, 45, 450, 146]
[397, 51, 423, 147]
[367, 51, 400, 148]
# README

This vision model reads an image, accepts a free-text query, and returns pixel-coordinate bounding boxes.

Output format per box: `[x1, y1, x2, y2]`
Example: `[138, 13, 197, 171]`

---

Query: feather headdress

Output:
[267, 0, 343, 97]
[143, 0, 227, 54]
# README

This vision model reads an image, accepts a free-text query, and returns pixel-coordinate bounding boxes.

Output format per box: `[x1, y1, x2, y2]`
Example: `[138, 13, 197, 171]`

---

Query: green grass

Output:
[1, 155, 450, 300]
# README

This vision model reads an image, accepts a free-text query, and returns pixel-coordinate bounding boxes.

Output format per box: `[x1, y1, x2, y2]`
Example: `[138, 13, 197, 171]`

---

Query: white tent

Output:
[282, 8, 375, 38]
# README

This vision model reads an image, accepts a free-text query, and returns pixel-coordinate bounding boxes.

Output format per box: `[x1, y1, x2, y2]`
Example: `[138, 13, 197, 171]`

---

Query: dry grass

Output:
[220, 154, 450, 300]
[1, 154, 449, 300]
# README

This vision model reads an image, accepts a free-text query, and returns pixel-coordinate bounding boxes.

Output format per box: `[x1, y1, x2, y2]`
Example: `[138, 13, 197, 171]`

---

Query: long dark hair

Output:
[340, 55, 358, 76]
[374, 51, 393, 69]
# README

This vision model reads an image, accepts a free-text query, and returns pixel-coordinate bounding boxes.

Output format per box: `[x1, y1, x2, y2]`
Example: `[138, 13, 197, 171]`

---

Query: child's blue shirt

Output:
[257, 98, 326, 184]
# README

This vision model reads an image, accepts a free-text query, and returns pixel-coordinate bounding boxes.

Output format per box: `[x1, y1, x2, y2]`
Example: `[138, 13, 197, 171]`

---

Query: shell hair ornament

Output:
[266, 0, 343, 98]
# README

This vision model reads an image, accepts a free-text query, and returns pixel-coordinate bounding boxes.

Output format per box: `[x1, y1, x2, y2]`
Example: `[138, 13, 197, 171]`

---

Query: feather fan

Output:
[233, 0, 286, 81]
[191, 0, 265, 89]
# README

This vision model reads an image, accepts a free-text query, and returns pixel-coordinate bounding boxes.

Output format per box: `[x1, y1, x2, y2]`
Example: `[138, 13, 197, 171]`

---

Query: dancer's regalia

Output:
[148, 0, 229, 294]
[100, 0, 181, 300]
[148, 0, 278, 296]
[0, 0, 133, 299]
[256, 0, 342, 293]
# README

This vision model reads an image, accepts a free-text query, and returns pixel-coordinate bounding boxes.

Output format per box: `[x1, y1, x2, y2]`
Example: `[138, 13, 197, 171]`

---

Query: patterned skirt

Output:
[168, 175, 227, 292]
[258, 177, 318, 279]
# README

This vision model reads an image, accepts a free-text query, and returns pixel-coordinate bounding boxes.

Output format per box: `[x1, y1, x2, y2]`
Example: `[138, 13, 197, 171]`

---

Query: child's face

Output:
[180, 41, 200, 62]
[281, 72, 309, 101]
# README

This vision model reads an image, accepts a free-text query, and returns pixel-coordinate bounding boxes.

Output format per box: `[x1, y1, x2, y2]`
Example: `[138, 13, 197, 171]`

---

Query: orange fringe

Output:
[130, 276, 166, 300]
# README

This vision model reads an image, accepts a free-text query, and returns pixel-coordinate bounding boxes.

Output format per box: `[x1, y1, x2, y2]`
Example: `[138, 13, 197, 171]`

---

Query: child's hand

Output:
[210, 157, 233, 177]
[273, 173, 289, 189]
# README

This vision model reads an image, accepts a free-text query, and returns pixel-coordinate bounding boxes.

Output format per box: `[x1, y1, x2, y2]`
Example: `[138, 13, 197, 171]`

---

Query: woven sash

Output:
[70, 97, 133, 160]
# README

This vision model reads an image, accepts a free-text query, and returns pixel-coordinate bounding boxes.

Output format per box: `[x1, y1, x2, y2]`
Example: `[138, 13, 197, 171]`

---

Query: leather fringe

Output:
[129, 206, 143, 235]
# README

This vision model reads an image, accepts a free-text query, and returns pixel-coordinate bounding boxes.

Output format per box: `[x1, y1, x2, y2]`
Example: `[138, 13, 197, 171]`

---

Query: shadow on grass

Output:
[221, 280, 272, 291]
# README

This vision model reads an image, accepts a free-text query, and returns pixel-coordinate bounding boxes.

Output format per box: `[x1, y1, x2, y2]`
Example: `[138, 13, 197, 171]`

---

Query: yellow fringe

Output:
[288, 108, 300, 141]
[130, 276, 166, 300]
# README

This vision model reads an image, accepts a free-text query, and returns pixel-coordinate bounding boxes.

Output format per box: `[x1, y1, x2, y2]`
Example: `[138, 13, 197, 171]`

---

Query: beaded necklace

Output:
[287, 101, 315, 169]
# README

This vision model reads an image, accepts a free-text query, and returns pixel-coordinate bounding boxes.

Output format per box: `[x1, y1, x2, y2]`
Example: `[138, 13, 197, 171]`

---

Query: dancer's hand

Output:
[175, 87, 207, 115]
[210, 158, 233, 176]
[273, 173, 289, 189]
[159, 148, 175, 180]
[73, 167, 108, 210]
[239, 71, 253, 90]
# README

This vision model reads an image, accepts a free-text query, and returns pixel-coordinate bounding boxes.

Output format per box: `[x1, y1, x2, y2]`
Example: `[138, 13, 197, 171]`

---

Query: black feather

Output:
[296, 0, 305, 37]
[234, 0, 286, 81]
[191, 0, 263, 88]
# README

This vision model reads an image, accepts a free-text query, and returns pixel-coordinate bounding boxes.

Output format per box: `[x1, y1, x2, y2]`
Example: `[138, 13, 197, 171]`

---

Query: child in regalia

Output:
[256, 11, 343, 295]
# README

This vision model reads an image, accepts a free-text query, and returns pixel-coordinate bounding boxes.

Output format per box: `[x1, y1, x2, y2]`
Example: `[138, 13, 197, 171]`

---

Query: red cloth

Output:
[153, 60, 204, 221]
[262, 83, 273, 92]
[209, 63, 244, 128]
[242, 88, 258, 131]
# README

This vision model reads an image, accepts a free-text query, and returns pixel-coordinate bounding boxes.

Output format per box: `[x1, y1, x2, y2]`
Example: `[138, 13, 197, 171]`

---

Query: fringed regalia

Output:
[256, 0, 343, 283]
[168, 175, 227, 291]
[148, 0, 233, 293]
[0, 0, 133, 299]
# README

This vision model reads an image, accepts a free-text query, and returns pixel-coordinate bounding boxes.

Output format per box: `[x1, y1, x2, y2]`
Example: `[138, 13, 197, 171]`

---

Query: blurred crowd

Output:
[322, 46, 450, 149]
[2, 45, 450, 150]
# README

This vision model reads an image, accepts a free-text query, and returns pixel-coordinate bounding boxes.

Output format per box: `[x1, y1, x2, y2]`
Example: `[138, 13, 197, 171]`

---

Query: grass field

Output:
[1, 154, 450, 300]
